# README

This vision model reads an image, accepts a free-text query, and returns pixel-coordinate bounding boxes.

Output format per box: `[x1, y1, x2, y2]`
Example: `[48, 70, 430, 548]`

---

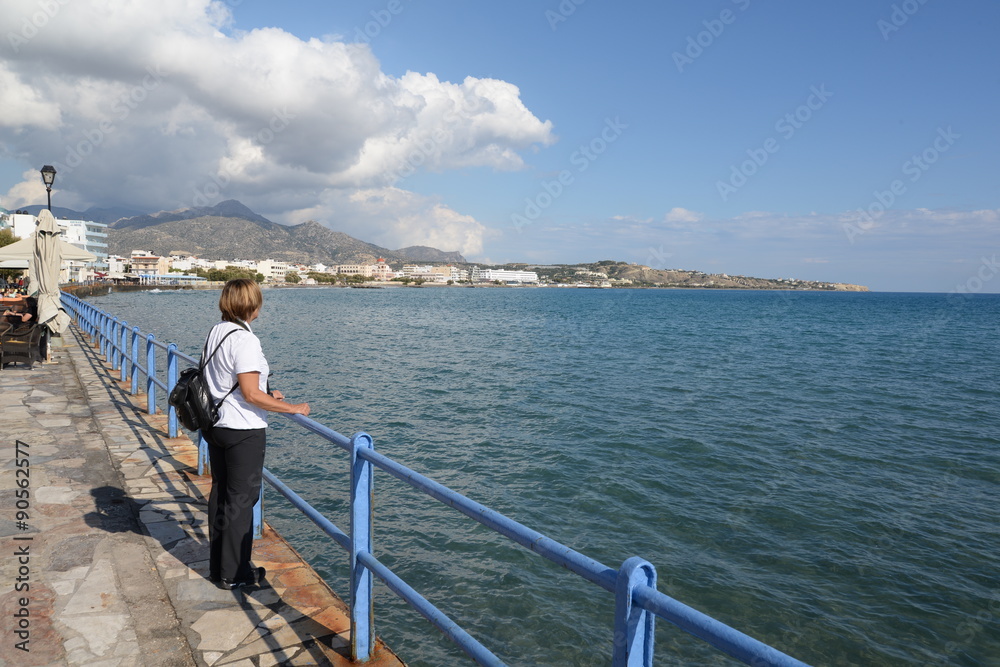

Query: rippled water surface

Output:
[91, 287, 1000, 666]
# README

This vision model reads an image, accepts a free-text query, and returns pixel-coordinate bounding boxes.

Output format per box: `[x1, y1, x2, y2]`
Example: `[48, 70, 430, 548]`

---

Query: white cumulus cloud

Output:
[277, 187, 487, 258]
[663, 207, 704, 224]
[0, 0, 554, 254]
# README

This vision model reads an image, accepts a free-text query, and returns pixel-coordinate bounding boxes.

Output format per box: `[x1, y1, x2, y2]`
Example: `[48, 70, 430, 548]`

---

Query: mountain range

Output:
[22, 200, 466, 266]
[12, 201, 868, 289]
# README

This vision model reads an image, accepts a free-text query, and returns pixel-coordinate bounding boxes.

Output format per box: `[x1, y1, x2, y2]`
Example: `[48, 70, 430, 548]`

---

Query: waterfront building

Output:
[60, 218, 109, 278]
[256, 259, 288, 282]
[371, 258, 394, 281]
[130, 253, 170, 276]
[337, 260, 396, 282]
[401, 264, 430, 278]
[337, 264, 374, 278]
[470, 267, 539, 284]
[400, 264, 453, 283]
[168, 255, 196, 272]
[0, 213, 107, 281]
[107, 254, 128, 278]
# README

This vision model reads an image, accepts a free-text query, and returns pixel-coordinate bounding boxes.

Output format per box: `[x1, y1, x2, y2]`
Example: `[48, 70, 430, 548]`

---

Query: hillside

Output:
[394, 245, 466, 263]
[108, 216, 413, 265]
[105, 200, 467, 265]
[524, 261, 869, 291]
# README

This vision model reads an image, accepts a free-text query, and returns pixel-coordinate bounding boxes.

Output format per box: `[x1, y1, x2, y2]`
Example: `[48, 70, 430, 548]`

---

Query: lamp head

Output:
[40, 165, 56, 188]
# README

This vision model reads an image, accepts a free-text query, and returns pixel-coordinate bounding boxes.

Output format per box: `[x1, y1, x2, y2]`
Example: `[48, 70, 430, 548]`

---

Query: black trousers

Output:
[205, 426, 266, 582]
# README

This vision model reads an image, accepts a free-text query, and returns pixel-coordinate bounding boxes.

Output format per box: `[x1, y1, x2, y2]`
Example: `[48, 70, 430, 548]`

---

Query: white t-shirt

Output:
[202, 320, 270, 429]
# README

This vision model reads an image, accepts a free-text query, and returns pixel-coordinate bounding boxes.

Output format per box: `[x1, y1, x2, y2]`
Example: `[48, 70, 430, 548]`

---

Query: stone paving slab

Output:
[0, 325, 405, 667]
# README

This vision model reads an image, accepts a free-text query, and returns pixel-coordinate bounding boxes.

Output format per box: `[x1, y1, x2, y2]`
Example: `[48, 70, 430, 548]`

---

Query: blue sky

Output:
[1, 0, 997, 291]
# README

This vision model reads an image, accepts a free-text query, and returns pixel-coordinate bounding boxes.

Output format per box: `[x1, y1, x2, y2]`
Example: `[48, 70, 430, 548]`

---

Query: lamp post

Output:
[40, 165, 56, 211]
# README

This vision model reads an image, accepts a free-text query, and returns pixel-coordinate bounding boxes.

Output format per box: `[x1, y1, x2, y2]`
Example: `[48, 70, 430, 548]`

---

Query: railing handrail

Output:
[60, 290, 811, 667]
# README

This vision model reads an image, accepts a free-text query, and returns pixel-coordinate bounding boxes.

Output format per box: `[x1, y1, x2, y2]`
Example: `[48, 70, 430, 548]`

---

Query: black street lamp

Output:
[40, 165, 56, 211]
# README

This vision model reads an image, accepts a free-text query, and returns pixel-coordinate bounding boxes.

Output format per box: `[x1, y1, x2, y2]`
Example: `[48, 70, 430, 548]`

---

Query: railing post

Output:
[103, 314, 112, 359]
[110, 319, 119, 368]
[119, 321, 128, 382]
[166, 343, 178, 438]
[614, 557, 657, 667]
[130, 327, 141, 395]
[97, 312, 105, 350]
[350, 431, 375, 662]
[146, 333, 156, 415]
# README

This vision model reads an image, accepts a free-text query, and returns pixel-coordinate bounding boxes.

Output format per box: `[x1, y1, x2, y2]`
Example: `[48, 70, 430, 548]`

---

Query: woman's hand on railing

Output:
[240, 373, 311, 417]
[268, 389, 310, 417]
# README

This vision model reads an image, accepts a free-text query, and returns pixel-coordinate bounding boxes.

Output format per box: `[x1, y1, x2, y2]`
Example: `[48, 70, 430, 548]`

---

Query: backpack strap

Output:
[201, 321, 251, 411]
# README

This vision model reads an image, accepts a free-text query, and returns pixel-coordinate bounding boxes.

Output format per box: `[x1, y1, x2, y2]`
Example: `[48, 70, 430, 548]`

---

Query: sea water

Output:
[91, 287, 1000, 666]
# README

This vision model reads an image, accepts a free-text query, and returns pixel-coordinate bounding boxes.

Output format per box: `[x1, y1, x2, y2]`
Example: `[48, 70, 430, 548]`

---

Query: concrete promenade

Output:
[0, 325, 405, 666]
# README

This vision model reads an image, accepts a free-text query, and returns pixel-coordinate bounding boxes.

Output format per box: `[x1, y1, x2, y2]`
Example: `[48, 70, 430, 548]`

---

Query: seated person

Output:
[3, 296, 36, 326]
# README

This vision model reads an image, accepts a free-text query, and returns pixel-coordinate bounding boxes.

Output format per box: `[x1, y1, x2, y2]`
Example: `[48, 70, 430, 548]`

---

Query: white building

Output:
[575, 269, 608, 279]
[256, 259, 289, 282]
[59, 219, 109, 276]
[107, 254, 129, 278]
[168, 255, 197, 272]
[7, 212, 37, 239]
[333, 259, 397, 281]
[470, 267, 539, 284]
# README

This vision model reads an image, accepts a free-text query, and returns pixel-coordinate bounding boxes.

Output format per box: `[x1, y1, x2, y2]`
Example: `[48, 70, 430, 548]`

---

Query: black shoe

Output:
[218, 566, 266, 590]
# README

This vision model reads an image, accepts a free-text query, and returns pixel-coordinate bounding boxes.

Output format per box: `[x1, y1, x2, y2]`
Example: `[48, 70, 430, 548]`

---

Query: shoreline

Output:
[65, 281, 871, 299]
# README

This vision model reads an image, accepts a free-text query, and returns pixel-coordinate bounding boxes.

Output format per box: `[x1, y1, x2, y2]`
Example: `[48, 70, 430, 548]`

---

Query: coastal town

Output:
[1, 208, 868, 290]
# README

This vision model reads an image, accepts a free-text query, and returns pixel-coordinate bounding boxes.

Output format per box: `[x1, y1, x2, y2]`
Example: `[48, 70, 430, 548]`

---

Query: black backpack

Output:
[168, 325, 245, 432]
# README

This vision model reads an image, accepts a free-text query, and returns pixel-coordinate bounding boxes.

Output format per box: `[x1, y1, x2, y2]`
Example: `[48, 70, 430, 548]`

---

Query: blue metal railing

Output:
[61, 290, 810, 667]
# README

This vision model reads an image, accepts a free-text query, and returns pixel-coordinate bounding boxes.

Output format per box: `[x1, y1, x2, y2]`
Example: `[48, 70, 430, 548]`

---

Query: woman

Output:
[202, 279, 310, 589]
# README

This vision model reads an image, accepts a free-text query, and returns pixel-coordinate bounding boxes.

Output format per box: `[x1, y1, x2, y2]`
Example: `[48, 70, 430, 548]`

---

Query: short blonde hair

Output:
[219, 278, 262, 323]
